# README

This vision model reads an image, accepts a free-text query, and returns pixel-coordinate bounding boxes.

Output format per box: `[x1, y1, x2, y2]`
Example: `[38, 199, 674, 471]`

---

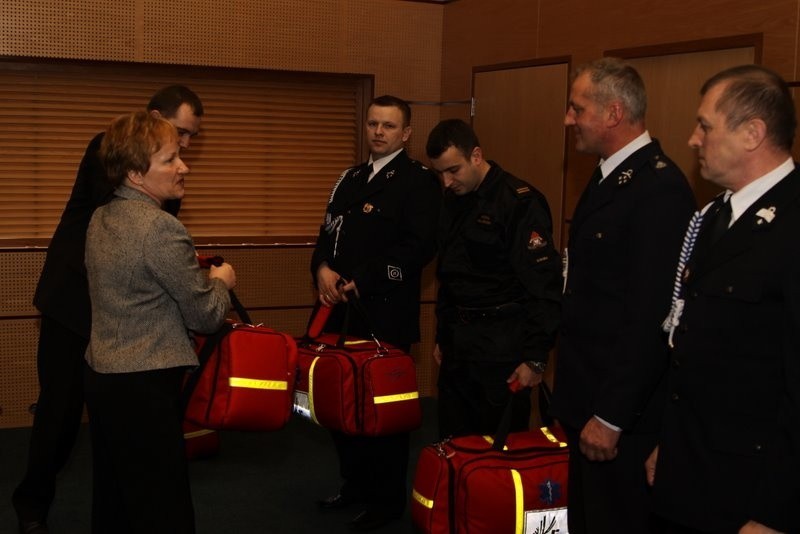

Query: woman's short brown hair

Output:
[100, 111, 178, 187]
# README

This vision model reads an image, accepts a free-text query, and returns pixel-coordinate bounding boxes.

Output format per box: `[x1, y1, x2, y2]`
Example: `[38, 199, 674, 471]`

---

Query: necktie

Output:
[708, 196, 732, 244]
[365, 163, 374, 183]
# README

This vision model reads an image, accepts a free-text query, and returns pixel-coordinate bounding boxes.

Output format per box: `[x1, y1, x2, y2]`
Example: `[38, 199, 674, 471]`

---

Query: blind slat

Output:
[0, 61, 365, 241]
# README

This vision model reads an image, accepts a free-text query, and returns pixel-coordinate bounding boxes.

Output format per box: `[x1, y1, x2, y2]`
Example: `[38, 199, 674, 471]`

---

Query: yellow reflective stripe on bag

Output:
[412, 488, 434, 509]
[308, 357, 320, 425]
[228, 377, 288, 391]
[512, 469, 524, 534]
[373, 391, 419, 404]
[539, 426, 568, 448]
[183, 429, 215, 439]
[481, 435, 509, 451]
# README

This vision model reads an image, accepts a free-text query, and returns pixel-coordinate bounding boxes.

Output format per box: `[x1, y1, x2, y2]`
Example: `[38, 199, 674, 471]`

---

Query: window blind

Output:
[0, 60, 369, 244]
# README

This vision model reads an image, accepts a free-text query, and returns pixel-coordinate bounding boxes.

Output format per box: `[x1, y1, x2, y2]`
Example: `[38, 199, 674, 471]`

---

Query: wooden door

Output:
[472, 61, 569, 248]
[627, 47, 755, 206]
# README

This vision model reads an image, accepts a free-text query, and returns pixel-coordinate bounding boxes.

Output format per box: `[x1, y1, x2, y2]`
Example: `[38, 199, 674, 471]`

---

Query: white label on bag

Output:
[293, 391, 311, 419]
[525, 507, 569, 534]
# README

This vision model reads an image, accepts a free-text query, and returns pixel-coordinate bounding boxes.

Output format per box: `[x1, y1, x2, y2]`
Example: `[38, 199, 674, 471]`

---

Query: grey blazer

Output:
[85, 185, 230, 373]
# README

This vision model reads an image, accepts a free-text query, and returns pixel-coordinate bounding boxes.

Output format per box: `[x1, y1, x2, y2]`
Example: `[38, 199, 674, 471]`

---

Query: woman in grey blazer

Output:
[83, 111, 236, 534]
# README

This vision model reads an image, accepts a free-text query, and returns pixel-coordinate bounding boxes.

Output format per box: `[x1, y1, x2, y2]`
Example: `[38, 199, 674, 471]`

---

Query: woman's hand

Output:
[209, 262, 236, 290]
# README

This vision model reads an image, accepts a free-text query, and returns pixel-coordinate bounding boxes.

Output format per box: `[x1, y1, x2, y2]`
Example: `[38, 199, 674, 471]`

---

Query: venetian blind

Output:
[0, 60, 368, 244]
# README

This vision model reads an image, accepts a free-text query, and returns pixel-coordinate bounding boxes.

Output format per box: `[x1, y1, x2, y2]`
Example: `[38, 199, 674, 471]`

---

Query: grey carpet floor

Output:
[1, 399, 439, 533]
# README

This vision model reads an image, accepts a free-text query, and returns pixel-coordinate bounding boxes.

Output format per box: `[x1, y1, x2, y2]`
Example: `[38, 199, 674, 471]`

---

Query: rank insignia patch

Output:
[362, 202, 374, 214]
[755, 206, 776, 225]
[477, 214, 493, 225]
[617, 169, 633, 185]
[387, 265, 403, 281]
[528, 231, 547, 250]
[538, 479, 562, 506]
[655, 160, 668, 169]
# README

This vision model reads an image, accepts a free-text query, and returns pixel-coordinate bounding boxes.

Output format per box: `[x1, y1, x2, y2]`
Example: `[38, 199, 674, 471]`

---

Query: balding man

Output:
[648, 65, 800, 534]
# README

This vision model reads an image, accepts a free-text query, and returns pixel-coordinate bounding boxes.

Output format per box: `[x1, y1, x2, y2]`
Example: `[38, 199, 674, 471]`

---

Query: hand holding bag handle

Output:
[304, 278, 386, 352]
[491, 379, 555, 451]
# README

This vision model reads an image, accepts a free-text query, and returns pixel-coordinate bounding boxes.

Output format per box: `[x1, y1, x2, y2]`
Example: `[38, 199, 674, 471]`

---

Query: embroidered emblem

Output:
[386, 169, 396, 180]
[617, 169, 633, 185]
[353, 168, 364, 177]
[476, 214, 492, 225]
[655, 160, 668, 169]
[755, 206, 776, 225]
[538, 479, 562, 506]
[387, 265, 403, 281]
[528, 231, 547, 250]
[362, 202, 374, 214]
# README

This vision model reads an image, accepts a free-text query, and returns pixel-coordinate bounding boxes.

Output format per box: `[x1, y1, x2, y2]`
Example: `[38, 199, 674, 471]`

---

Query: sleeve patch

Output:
[387, 265, 403, 281]
[527, 231, 548, 250]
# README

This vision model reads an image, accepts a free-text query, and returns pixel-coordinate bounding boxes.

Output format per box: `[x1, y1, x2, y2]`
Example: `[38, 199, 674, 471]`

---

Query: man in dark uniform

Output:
[12, 86, 203, 534]
[647, 65, 800, 534]
[425, 119, 561, 439]
[549, 57, 695, 534]
[311, 94, 440, 532]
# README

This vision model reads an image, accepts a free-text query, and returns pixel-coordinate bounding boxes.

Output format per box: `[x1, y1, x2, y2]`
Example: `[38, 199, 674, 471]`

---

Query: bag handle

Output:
[197, 254, 252, 324]
[491, 380, 554, 451]
[304, 278, 386, 352]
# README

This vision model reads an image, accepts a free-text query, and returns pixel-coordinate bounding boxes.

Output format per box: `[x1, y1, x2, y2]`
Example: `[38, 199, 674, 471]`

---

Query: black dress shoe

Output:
[317, 493, 355, 510]
[18, 520, 49, 534]
[348, 509, 401, 532]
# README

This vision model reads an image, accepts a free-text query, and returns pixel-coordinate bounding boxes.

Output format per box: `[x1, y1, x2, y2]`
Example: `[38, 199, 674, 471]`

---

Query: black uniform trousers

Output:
[562, 424, 660, 534]
[437, 357, 531, 439]
[13, 315, 88, 522]
[84, 365, 194, 534]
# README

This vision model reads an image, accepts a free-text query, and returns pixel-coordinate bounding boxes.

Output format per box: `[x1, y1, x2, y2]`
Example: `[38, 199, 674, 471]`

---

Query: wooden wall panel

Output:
[2, 0, 137, 61]
[0, 319, 40, 427]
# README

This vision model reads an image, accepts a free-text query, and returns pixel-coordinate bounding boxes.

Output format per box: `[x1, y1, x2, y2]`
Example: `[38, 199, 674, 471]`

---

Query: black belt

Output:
[455, 302, 521, 324]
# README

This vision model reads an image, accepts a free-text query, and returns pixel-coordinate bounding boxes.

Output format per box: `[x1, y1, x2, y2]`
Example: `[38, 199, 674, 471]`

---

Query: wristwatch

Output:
[524, 360, 547, 374]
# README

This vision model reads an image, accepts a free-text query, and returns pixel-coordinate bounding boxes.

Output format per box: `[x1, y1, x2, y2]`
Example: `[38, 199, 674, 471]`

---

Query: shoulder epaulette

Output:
[504, 175, 534, 198]
[410, 158, 429, 171]
[651, 153, 670, 170]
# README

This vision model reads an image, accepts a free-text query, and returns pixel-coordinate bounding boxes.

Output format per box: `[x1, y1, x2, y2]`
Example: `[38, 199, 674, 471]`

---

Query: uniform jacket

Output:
[85, 186, 229, 373]
[310, 150, 441, 346]
[435, 162, 562, 363]
[551, 140, 695, 432]
[654, 168, 800, 533]
[34, 133, 110, 338]
[34, 133, 180, 339]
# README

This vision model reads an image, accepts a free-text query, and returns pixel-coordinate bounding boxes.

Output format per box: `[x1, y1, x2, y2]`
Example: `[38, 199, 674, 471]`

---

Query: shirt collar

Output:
[368, 148, 404, 181]
[598, 131, 652, 183]
[727, 157, 794, 224]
